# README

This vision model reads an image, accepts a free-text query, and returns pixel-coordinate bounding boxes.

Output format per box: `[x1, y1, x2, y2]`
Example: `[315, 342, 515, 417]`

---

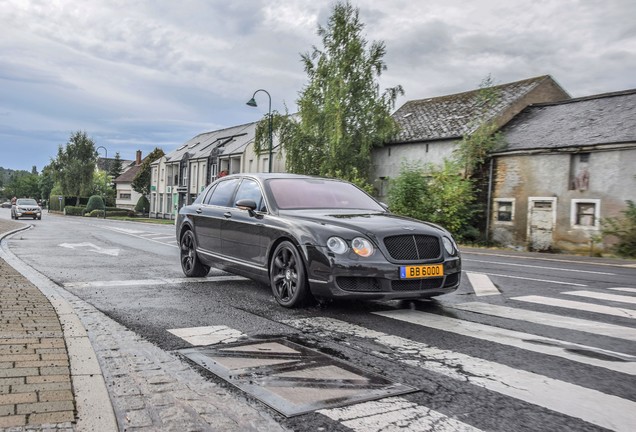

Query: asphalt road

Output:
[3, 208, 636, 432]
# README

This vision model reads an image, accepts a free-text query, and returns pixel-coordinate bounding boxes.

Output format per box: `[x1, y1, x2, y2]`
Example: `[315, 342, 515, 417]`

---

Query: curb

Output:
[1, 227, 118, 431]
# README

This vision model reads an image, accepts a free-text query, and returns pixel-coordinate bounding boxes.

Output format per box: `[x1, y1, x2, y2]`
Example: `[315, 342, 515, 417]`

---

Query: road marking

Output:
[285, 317, 636, 432]
[610, 288, 636, 294]
[466, 272, 500, 296]
[373, 309, 636, 374]
[97, 224, 179, 248]
[564, 290, 636, 305]
[462, 250, 635, 268]
[63, 274, 248, 289]
[59, 242, 120, 256]
[451, 302, 636, 342]
[478, 272, 587, 286]
[167, 325, 246, 346]
[512, 295, 636, 319]
[319, 396, 482, 432]
[464, 258, 616, 275]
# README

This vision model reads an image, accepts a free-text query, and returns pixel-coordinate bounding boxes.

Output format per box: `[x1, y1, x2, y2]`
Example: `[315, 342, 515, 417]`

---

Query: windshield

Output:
[17, 199, 38, 206]
[267, 178, 384, 211]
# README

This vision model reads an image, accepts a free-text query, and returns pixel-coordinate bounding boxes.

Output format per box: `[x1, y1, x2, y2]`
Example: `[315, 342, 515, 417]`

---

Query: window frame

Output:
[494, 198, 515, 225]
[570, 199, 601, 230]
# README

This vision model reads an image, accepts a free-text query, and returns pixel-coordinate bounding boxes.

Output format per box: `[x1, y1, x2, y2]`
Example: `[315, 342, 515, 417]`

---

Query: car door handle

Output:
[224, 212, 232, 218]
[195, 208, 203, 214]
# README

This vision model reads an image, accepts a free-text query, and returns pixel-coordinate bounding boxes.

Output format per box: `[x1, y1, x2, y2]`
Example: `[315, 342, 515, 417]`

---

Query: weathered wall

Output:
[491, 147, 636, 252]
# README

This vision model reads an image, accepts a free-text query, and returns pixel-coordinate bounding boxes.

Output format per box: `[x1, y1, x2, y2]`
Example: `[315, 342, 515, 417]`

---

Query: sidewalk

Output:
[0, 218, 288, 432]
[0, 219, 117, 431]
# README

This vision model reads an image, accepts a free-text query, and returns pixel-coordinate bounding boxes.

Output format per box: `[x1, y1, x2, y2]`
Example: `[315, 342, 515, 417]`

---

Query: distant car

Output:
[1, 201, 11, 208]
[11, 198, 42, 220]
[176, 173, 461, 308]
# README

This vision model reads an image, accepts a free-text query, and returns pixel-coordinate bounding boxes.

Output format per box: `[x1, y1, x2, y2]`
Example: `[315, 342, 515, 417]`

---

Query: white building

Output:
[149, 121, 283, 219]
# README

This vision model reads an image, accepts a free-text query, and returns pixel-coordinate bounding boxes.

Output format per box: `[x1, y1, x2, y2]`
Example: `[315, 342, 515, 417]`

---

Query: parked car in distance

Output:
[1, 201, 11, 208]
[176, 173, 461, 308]
[11, 198, 42, 220]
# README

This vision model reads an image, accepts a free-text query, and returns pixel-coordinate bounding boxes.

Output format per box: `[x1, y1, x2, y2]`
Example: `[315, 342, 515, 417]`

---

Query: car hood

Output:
[278, 210, 449, 239]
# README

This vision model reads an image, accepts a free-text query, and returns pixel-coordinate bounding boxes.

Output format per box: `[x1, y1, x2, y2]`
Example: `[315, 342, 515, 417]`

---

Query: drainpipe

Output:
[485, 157, 494, 243]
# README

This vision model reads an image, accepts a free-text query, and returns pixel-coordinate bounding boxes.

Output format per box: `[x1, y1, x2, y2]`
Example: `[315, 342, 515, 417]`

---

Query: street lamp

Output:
[96, 146, 108, 219]
[246, 89, 273, 173]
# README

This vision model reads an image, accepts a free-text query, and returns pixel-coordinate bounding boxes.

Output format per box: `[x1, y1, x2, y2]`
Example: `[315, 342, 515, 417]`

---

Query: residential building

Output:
[149, 122, 283, 219]
[112, 151, 144, 210]
[489, 89, 636, 253]
[371, 75, 570, 200]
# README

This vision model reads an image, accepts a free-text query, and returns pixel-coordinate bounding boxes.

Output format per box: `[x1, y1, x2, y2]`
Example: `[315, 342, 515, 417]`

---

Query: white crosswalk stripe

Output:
[372, 309, 636, 374]
[564, 290, 636, 305]
[450, 301, 636, 341]
[284, 316, 636, 432]
[513, 295, 636, 319]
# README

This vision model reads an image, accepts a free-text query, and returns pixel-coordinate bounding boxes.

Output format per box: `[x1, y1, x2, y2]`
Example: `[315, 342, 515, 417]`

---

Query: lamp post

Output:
[96, 146, 108, 219]
[246, 89, 273, 173]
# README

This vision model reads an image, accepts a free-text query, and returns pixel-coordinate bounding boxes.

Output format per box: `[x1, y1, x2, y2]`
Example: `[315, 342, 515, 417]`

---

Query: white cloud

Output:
[0, 0, 634, 171]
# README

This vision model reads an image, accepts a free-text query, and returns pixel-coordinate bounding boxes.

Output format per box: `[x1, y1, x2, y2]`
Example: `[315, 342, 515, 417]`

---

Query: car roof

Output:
[222, 173, 344, 181]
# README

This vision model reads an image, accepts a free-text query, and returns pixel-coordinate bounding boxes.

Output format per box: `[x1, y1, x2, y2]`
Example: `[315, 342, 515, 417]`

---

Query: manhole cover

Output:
[179, 338, 416, 417]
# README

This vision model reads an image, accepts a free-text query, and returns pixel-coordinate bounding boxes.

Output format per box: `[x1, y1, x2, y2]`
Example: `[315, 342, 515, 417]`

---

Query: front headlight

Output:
[442, 237, 455, 255]
[352, 237, 374, 257]
[327, 237, 348, 254]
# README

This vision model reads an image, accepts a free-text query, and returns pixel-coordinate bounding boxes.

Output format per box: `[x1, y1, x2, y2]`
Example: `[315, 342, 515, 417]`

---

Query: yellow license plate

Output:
[400, 264, 444, 279]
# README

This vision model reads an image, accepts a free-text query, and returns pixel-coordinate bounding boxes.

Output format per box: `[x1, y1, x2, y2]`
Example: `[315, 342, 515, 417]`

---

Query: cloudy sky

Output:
[1, 0, 634, 171]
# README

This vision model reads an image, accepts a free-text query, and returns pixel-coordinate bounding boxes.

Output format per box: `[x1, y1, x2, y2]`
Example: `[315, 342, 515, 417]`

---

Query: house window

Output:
[494, 198, 515, 223]
[119, 193, 131, 200]
[571, 199, 600, 229]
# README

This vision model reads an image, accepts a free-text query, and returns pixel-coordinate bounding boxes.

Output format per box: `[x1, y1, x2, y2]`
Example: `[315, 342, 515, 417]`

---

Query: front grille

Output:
[384, 235, 441, 261]
[337, 277, 382, 292]
[391, 278, 443, 291]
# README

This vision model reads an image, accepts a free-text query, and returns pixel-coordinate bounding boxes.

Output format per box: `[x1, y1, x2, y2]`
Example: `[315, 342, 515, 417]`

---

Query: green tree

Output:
[132, 148, 164, 196]
[38, 165, 55, 203]
[5, 171, 40, 199]
[108, 152, 124, 189]
[256, 1, 402, 185]
[92, 170, 115, 206]
[50, 131, 97, 205]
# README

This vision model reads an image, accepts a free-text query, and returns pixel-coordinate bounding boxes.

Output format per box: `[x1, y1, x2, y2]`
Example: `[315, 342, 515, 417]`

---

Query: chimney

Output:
[136, 150, 142, 165]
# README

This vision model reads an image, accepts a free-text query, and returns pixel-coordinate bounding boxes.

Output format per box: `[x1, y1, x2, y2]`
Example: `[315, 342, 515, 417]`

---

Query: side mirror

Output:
[235, 199, 257, 215]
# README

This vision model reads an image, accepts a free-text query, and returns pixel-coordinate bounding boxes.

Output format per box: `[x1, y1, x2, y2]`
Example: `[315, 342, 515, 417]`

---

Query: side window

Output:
[234, 179, 266, 212]
[205, 179, 239, 207]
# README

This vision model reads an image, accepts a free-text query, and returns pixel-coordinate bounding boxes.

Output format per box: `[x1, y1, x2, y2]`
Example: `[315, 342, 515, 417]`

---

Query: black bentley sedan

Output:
[176, 173, 461, 308]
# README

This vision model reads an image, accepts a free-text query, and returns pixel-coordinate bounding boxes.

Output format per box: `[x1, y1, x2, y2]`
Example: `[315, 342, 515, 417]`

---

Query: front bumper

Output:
[304, 245, 461, 300]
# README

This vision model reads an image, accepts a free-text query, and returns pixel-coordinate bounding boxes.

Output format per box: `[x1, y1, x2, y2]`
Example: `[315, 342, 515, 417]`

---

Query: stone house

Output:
[489, 89, 636, 253]
[371, 75, 570, 200]
[149, 122, 283, 219]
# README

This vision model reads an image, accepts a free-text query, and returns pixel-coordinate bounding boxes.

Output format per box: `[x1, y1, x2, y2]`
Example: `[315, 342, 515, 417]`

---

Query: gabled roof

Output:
[97, 157, 134, 172]
[390, 75, 568, 144]
[112, 164, 142, 183]
[157, 122, 256, 164]
[498, 89, 636, 152]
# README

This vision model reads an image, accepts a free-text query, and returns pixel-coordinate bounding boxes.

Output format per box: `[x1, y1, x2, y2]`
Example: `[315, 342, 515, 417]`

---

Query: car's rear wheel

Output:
[180, 230, 209, 277]
[269, 241, 309, 308]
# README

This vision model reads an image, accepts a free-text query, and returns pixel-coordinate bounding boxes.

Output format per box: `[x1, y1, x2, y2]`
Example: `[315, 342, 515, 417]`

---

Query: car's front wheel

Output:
[179, 230, 209, 277]
[269, 241, 310, 308]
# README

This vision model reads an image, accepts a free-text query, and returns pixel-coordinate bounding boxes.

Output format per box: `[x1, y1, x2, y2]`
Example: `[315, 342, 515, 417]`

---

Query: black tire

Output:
[269, 241, 310, 308]
[179, 230, 209, 277]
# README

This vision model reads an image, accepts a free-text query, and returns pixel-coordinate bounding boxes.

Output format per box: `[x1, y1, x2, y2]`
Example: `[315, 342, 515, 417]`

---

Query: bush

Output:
[85, 195, 105, 213]
[388, 160, 475, 239]
[135, 196, 150, 214]
[602, 200, 636, 258]
[64, 206, 86, 216]
[87, 209, 105, 217]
